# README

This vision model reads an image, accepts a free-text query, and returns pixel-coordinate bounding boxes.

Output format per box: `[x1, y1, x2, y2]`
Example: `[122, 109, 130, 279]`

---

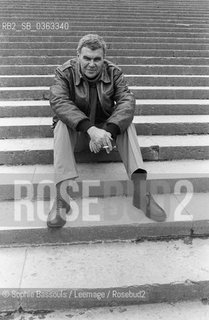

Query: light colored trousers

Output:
[54, 120, 146, 185]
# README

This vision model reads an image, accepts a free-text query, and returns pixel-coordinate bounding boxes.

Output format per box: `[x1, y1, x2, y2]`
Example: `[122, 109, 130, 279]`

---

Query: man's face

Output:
[78, 46, 104, 79]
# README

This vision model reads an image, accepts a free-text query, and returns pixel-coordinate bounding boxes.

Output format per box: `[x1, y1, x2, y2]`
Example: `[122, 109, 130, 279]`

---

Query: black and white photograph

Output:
[0, 0, 209, 318]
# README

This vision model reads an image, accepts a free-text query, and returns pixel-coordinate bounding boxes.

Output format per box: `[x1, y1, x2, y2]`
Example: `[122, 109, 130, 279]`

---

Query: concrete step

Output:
[1, 3, 208, 8]
[0, 65, 57, 75]
[1, 8, 209, 13]
[1, 238, 209, 311]
[0, 100, 52, 117]
[1, 35, 209, 44]
[127, 75, 209, 86]
[0, 86, 50, 100]
[2, 24, 209, 32]
[2, 41, 209, 51]
[1, 2, 208, 7]
[1, 56, 208, 65]
[1, 65, 209, 76]
[0, 159, 208, 201]
[2, 18, 208, 24]
[1, 0, 208, 4]
[1, 10, 209, 15]
[1, 26, 209, 34]
[1, 2, 207, 5]
[1, 86, 209, 100]
[1, 100, 209, 117]
[134, 115, 209, 135]
[0, 75, 55, 87]
[0, 135, 208, 165]
[124, 65, 209, 75]
[1, 75, 209, 87]
[135, 99, 209, 115]
[1, 11, 209, 17]
[1, 49, 209, 58]
[6, 302, 209, 320]
[0, 115, 209, 138]
[1, 11, 208, 19]
[1, 1, 208, 5]
[1, 29, 209, 38]
[2, 4, 208, 9]
[1, 3, 208, 9]
[2, 14, 207, 18]
[1, 19, 209, 26]
[0, 193, 202, 231]
[1, 19, 209, 27]
[0, 192, 208, 239]
[1, 21, 209, 30]
[1, 13, 208, 19]
[130, 86, 209, 99]
[1, 11, 208, 16]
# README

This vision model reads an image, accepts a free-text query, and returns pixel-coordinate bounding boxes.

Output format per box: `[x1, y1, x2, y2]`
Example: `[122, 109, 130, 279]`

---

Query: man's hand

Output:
[87, 126, 113, 153]
[89, 140, 101, 153]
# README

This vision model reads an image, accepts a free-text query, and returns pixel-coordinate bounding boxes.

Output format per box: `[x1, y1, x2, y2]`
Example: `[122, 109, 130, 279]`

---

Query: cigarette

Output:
[103, 145, 116, 149]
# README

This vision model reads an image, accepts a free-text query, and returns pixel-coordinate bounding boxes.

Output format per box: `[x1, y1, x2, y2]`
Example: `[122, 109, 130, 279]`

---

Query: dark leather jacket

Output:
[50, 58, 135, 133]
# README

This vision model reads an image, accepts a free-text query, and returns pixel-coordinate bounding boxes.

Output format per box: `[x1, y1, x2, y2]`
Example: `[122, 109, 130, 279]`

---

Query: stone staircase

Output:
[0, 0, 209, 313]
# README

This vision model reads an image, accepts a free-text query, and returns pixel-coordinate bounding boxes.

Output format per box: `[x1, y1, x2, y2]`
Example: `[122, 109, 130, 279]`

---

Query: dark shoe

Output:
[47, 198, 71, 228]
[146, 193, 167, 222]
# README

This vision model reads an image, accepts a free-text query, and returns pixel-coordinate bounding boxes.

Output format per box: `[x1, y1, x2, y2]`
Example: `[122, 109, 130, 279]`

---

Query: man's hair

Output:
[77, 34, 107, 55]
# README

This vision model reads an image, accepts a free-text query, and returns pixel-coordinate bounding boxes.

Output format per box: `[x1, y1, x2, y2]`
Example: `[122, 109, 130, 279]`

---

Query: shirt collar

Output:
[75, 59, 111, 86]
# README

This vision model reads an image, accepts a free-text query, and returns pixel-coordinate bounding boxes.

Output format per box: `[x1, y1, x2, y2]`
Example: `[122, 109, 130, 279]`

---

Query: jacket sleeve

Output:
[50, 68, 89, 130]
[106, 68, 135, 133]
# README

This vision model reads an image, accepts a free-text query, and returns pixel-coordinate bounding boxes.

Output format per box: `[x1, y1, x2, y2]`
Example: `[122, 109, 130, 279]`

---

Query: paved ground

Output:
[1, 238, 209, 289]
[1, 301, 209, 319]
[1, 238, 209, 311]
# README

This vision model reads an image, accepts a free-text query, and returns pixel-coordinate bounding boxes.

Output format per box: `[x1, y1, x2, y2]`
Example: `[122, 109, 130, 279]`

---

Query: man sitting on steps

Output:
[47, 33, 167, 228]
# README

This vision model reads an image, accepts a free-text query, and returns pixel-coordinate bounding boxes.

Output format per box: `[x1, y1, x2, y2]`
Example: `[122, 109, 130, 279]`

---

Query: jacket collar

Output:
[75, 59, 111, 86]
